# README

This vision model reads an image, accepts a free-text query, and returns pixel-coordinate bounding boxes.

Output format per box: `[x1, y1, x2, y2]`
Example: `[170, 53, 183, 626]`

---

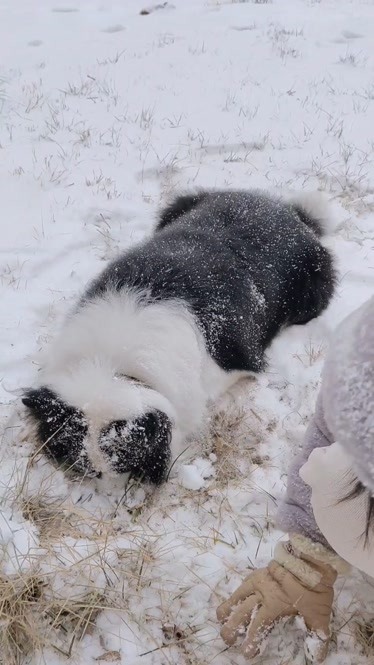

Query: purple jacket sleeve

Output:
[276, 296, 374, 547]
[276, 391, 333, 546]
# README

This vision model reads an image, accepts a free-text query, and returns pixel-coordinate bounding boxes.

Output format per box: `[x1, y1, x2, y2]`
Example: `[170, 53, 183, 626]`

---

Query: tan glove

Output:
[217, 535, 350, 663]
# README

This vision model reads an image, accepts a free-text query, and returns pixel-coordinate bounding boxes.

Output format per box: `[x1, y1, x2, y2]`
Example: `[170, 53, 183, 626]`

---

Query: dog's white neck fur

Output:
[40, 289, 239, 457]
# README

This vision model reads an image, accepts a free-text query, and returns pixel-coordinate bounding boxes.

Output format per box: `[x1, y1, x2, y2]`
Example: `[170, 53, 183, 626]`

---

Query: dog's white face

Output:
[22, 290, 206, 483]
[22, 375, 174, 484]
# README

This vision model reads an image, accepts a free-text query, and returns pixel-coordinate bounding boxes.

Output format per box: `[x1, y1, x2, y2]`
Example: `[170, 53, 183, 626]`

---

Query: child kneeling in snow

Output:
[217, 296, 374, 663]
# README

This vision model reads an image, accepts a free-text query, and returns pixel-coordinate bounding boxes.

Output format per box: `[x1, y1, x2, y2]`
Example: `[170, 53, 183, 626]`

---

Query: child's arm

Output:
[217, 358, 347, 663]
[276, 391, 333, 547]
[217, 395, 345, 663]
[217, 297, 374, 662]
[217, 394, 348, 663]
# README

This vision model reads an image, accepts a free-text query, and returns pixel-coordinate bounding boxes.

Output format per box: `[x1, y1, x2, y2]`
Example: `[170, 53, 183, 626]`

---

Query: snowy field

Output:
[1, 0, 374, 663]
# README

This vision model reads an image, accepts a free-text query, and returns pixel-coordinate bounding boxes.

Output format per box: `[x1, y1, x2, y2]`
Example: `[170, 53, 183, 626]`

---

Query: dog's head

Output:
[22, 385, 173, 484]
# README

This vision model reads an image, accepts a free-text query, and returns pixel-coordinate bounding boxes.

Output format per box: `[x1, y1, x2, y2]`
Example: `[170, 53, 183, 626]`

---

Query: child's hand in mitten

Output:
[217, 536, 348, 662]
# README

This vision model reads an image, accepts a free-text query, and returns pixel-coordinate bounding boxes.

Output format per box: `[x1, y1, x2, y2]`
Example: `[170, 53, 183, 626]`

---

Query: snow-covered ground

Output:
[1, 0, 374, 663]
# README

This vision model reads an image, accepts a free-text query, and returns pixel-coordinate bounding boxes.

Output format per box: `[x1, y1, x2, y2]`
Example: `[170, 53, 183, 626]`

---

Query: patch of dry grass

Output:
[0, 452, 123, 663]
[0, 572, 43, 665]
[354, 616, 374, 658]
[44, 591, 109, 658]
[0, 568, 112, 664]
[207, 400, 271, 482]
[21, 494, 116, 543]
[0, 539, 120, 664]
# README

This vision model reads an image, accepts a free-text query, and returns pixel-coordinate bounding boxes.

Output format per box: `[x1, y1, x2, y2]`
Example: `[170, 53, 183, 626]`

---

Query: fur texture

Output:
[274, 537, 349, 587]
[287, 191, 334, 237]
[290, 534, 350, 574]
[23, 189, 336, 484]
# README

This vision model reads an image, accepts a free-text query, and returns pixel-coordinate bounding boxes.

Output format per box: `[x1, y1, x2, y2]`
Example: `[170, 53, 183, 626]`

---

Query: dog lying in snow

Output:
[23, 190, 336, 484]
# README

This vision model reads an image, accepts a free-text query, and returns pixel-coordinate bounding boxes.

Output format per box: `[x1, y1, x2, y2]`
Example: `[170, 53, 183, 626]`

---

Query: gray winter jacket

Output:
[276, 296, 374, 547]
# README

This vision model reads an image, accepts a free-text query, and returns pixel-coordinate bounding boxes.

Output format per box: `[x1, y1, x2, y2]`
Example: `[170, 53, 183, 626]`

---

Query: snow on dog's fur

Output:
[22, 189, 336, 484]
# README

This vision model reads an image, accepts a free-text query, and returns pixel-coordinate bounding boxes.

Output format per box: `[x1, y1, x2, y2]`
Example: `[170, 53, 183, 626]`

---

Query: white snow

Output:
[179, 458, 215, 490]
[1, 0, 374, 664]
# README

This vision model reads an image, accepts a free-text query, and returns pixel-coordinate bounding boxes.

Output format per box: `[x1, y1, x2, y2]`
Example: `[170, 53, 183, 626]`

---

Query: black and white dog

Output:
[23, 190, 335, 484]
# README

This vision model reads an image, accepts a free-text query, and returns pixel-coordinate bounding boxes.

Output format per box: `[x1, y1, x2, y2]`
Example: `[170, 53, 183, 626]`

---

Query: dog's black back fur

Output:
[83, 190, 335, 373]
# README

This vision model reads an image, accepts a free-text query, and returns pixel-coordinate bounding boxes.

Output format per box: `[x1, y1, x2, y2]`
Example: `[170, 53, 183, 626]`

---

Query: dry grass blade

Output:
[208, 402, 265, 482]
[46, 591, 108, 657]
[21, 494, 115, 542]
[0, 567, 115, 664]
[354, 616, 374, 657]
[0, 572, 44, 665]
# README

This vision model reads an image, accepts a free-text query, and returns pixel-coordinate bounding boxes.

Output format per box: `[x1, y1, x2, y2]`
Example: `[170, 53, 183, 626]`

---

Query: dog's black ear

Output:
[22, 388, 50, 414]
[22, 387, 76, 423]
[156, 192, 208, 231]
[100, 410, 172, 484]
[22, 386, 92, 476]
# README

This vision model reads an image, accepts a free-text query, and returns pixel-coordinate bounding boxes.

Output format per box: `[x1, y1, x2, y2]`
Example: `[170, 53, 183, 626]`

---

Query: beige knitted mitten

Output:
[217, 535, 349, 662]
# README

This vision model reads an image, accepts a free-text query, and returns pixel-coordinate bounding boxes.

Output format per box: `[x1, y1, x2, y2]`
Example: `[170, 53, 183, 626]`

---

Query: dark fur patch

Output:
[156, 192, 208, 231]
[84, 189, 336, 373]
[22, 387, 94, 476]
[99, 410, 172, 484]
